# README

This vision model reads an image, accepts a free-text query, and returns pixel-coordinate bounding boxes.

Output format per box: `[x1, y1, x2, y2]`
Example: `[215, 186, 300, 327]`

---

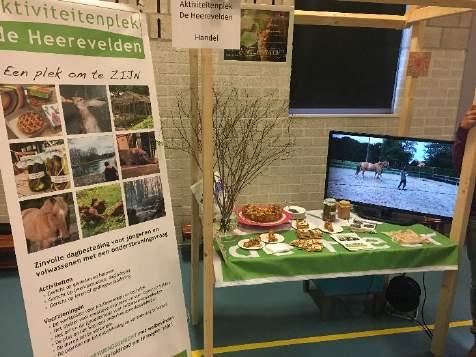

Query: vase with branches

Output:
[169, 87, 294, 233]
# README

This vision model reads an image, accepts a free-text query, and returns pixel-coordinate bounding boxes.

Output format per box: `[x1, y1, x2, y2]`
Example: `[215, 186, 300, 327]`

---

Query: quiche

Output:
[18, 111, 44, 135]
[384, 230, 428, 245]
[241, 204, 282, 223]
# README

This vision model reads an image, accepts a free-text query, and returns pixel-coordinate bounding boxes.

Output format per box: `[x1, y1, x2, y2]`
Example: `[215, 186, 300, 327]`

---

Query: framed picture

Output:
[223, 4, 294, 63]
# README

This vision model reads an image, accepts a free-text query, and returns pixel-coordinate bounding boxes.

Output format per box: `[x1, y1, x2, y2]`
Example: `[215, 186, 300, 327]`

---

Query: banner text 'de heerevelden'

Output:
[0, 0, 141, 33]
[0, 21, 145, 59]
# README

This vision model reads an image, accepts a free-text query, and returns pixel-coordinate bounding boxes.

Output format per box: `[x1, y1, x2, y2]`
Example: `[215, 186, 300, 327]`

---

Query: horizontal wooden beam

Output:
[406, 6, 474, 24]
[294, 10, 406, 29]
[339, 0, 476, 9]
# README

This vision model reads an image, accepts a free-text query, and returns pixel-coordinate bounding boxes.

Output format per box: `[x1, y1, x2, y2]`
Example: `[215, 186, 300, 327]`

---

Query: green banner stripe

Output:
[0, 21, 144, 59]
[216, 224, 458, 283]
[173, 350, 188, 357]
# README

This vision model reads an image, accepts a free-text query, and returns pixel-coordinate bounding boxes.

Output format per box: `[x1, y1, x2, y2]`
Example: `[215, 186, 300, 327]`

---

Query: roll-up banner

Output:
[0, 0, 191, 356]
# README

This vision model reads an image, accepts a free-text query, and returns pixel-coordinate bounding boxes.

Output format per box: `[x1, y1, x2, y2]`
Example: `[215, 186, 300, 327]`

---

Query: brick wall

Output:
[147, 9, 474, 238]
[0, 9, 473, 243]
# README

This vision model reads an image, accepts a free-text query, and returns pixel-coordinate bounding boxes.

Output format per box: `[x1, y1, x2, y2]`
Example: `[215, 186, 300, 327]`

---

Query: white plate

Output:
[284, 206, 306, 220]
[391, 238, 424, 248]
[260, 233, 285, 244]
[306, 211, 354, 227]
[350, 217, 383, 225]
[399, 243, 423, 248]
[318, 223, 344, 234]
[291, 221, 317, 230]
[238, 238, 265, 250]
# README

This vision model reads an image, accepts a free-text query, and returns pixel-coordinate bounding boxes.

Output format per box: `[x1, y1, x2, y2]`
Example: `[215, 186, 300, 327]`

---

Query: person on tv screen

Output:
[397, 166, 408, 190]
[452, 105, 476, 356]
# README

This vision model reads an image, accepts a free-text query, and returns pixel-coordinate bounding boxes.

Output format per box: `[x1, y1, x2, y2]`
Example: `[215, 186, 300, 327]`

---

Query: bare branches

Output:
[168, 87, 294, 231]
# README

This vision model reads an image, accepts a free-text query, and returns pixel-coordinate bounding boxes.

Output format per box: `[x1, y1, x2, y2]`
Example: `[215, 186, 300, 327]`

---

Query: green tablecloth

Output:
[213, 223, 458, 287]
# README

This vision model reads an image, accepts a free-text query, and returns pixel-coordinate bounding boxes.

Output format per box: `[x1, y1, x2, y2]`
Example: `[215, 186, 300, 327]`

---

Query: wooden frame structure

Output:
[188, 2, 476, 356]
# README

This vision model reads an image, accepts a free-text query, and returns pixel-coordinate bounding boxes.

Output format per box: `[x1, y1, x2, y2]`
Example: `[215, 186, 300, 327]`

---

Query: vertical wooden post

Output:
[431, 130, 476, 356]
[189, 48, 201, 326]
[201, 48, 215, 357]
[398, 11, 424, 136]
[397, 14, 472, 355]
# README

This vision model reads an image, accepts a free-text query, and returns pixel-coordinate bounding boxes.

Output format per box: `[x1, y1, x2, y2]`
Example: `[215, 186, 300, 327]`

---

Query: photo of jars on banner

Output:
[224, 8, 290, 62]
[10, 140, 71, 198]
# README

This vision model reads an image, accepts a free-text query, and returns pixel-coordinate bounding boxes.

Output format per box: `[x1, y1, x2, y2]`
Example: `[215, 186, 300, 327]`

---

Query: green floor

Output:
[0, 252, 473, 356]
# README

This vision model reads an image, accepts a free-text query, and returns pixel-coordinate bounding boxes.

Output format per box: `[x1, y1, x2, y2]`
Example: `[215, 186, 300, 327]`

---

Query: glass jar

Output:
[19, 155, 47, 192]
[322, 198, 337, 222]
[337, 200, 352, 220]
[44, 145, 69, 191]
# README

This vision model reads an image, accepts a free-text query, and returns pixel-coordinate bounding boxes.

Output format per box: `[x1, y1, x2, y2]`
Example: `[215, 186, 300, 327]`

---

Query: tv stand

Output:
[354, 206, 419, 226]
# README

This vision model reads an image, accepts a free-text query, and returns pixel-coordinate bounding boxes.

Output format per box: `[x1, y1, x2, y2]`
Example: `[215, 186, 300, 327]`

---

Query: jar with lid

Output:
[322, 198, 337, 222]
[44, 146, 69, 191]
[337, 200, 352, 220]
[18, 155, 47, 192]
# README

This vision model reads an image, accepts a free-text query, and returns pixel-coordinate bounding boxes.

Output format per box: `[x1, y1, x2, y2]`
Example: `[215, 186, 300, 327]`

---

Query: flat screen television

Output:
[324, 131, 459, 219]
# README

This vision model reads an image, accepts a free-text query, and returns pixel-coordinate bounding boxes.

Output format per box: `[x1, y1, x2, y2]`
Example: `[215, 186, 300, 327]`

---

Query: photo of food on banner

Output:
[224, 9, 290, 62]
[21, 192, 79, 254]
[0, 84, 62, 139]
[110, 85, 154, 131]
[76, 183, 126, 238]
[59, 84, 112, 134]
[116, 131, 159, 179]
[124, 175, 165, 226]
[10, 140, 72, 198]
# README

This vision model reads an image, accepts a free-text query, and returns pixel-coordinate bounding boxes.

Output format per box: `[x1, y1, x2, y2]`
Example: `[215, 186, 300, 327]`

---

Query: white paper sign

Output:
[0, 0, 190, 356]
[171, 0, 240, 49]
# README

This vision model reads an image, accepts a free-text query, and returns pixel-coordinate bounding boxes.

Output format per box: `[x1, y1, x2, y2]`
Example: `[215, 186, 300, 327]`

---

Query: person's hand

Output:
[460, 105, 476, 130]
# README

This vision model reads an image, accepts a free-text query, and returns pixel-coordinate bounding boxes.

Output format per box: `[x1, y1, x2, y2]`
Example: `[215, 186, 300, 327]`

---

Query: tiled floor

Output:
[0, 252, 473, 356]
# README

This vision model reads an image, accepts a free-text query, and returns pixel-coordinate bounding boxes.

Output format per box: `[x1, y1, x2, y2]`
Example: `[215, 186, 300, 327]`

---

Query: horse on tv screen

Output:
[326, 132, 458, 218]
